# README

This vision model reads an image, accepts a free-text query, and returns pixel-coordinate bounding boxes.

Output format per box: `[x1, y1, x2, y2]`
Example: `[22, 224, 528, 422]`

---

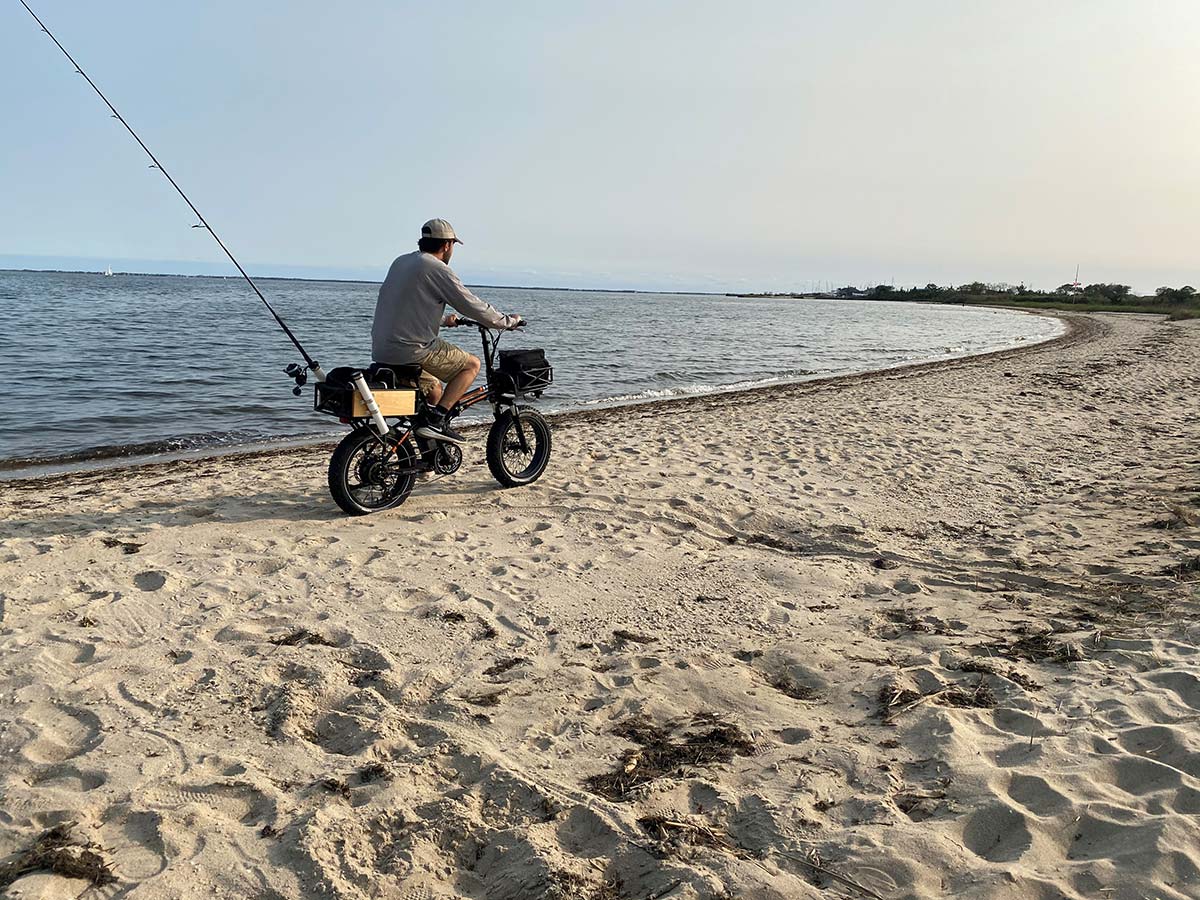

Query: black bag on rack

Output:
[498, 349, 553, 395]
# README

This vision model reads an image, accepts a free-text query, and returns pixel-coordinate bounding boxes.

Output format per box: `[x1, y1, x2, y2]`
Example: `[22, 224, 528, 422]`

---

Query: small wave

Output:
[0, 428, 329, 472]
[571, 372, 818, 407]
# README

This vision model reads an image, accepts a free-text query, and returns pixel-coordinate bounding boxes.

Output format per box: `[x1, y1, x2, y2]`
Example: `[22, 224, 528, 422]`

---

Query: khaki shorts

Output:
[416, 338, 475, 396]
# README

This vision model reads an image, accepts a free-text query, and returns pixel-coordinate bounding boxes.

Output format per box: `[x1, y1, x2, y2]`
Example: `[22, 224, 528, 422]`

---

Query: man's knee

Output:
[464, 355, 481, 377]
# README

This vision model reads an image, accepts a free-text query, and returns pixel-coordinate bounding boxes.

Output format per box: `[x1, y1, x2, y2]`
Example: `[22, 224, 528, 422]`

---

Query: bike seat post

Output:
[351, 372, 390, 435]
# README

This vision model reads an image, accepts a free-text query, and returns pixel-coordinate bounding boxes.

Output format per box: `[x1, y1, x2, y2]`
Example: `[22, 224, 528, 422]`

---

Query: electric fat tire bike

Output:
[289, 320, 553, 516]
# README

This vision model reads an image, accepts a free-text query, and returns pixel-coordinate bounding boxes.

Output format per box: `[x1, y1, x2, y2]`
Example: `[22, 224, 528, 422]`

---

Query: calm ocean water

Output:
[0, 270, 1063, 474]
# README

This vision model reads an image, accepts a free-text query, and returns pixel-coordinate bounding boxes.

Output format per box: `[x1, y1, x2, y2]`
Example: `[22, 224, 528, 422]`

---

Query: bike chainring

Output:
[432, 443, 463, 475]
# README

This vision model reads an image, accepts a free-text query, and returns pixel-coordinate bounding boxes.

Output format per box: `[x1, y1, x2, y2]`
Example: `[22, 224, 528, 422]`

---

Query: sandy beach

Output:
[2, 311, 1198, 899]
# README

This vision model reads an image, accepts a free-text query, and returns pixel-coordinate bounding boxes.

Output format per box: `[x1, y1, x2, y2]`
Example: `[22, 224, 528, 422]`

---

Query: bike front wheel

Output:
[328, 428, 417, 516]
[486, 409, 551, 488]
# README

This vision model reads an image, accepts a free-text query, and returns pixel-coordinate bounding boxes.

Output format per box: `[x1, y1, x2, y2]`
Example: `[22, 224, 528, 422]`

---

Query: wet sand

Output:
[2, 312, 1198, 899]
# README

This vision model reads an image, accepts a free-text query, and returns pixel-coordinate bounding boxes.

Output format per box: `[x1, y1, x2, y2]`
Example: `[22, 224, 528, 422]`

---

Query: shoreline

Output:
[3, 311, 1197, 898]
[1, 310, 1074, 488]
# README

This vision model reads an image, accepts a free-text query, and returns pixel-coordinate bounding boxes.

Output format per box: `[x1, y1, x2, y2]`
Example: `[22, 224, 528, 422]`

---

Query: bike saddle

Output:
[368, 363, 424, 387]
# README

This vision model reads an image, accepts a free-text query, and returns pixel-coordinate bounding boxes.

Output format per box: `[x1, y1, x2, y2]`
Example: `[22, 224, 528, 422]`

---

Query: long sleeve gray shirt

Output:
[371, 251, 518, 364]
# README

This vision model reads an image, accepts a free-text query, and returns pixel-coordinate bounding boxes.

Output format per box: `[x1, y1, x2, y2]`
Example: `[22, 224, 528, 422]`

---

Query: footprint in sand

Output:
[1066, 810, 1160, 862]
[1006, 772, 1070, 817]
[960, 802, 1033, 862]
[142, 782, 274, 825]
[1145, 669, 1200, 711]
[30, 763, 107, 792]
[18, 702, 103, 765]
[134, 570, 168, 591]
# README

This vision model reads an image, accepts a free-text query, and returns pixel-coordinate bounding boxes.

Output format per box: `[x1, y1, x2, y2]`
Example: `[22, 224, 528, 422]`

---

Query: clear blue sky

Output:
[2, 1, 1197, 292]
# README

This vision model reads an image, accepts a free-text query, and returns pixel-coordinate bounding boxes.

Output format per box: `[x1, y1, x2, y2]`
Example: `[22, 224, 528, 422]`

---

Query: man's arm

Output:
[435, 266, 520, 329]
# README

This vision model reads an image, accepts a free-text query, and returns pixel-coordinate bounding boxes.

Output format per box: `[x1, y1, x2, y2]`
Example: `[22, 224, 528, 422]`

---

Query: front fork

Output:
[489, 399, 531, 453]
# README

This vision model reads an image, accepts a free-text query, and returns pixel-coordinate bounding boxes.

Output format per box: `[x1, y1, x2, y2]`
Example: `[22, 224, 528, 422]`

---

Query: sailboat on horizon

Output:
[103, 265, 114, 277]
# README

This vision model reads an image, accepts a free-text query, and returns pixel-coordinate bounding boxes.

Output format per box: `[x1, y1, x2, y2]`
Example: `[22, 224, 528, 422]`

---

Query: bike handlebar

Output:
[451, 317, 525, 330]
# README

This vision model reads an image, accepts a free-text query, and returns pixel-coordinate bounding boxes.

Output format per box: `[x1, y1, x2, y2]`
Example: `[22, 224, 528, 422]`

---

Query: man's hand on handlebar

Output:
[443, 315, 524, 329]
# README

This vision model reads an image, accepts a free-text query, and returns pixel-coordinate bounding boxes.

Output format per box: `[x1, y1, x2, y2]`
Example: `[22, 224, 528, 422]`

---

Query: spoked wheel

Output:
[328, 428, 417, 515]
[486, 409, 552, 487]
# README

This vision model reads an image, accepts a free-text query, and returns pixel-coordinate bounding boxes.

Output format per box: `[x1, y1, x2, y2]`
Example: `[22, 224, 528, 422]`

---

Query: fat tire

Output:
[486, 409, 551, 488]
[328, 428, 416, 516]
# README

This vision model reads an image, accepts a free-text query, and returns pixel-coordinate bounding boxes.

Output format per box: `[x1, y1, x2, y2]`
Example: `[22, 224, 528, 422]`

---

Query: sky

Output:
[2, 1, 1198, 293]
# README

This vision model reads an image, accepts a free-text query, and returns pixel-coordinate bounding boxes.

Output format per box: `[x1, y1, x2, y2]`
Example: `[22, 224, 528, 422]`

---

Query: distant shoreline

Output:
[0, 267, 725, 297]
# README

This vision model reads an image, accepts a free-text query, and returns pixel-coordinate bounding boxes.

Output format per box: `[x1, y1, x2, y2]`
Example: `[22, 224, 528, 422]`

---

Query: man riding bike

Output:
[371, 218, 522, 444]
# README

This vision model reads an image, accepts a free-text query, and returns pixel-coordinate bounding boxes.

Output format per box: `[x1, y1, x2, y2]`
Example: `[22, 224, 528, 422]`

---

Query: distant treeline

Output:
[833, 281, 1198, 305]
[733, 281, 1199, 318]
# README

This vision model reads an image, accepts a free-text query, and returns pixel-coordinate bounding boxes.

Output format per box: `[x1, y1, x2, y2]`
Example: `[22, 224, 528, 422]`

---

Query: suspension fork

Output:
[507, 402, 531, 453]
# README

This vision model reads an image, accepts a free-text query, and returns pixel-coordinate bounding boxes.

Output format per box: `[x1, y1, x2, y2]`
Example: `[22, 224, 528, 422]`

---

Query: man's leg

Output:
[415, 340, 479, 443]
[437, 355, 481, 411]
[418, 371, 443, 407]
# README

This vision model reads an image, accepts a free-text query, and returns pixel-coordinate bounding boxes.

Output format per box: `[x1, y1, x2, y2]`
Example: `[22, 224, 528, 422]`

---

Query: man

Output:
[372, 219, 521, 444]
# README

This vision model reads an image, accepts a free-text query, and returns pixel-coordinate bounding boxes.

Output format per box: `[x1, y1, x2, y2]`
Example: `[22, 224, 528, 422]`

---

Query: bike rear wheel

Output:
[486, 409, 551, 487]
[328, 428, 417, 515]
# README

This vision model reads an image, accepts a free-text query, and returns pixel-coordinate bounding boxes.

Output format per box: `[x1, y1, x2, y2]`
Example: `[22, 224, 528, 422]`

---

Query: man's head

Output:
[418, 218, 462, 261]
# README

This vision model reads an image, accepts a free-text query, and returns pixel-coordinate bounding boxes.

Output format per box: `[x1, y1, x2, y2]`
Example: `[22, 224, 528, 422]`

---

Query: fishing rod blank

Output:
[18, 0, 325, 382]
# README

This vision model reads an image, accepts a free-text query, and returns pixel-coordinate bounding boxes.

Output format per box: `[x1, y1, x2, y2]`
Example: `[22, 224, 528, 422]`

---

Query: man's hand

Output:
[507, 316, 525, 330]
[443, 314, 460, 327]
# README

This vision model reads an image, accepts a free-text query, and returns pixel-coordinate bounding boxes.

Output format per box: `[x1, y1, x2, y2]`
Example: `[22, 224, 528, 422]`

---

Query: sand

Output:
[1, 311, 1198, 900]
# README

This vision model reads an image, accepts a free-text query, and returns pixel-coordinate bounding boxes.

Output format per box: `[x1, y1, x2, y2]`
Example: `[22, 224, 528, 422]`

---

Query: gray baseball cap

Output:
[421, 218, 463, 244]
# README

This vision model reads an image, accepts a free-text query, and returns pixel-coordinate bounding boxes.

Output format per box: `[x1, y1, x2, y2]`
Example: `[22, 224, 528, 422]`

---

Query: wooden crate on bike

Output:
[351, 389, 417, 418]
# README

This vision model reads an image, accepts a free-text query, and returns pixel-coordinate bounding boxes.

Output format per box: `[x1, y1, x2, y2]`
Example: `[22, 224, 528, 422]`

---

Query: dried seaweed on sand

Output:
[0, 824, 116, 890]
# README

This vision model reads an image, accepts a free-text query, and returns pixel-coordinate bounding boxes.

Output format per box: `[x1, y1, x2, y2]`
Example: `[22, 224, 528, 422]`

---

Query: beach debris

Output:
[878, 681, 921, 716]
[872, 557, 901, 570]
[637, 815, 742, 857]
[612, 628, 656, 645]
[732, 532, 813, 554]
[1162, 555, 1200, 582]
[318, 776, 352, 798]
[880, 607, 950, 636]
[587, 716, 756, 801]
[1151, 504, 1199, 530]
[439, 610, 468, 623]
[947, 655, 1041, 691]
[269, 628, 334, 648]
[894, 788, 949, 821]
[317, 762, 390, 798]
[482, 656, 526, 678]
[101, 537, 143, 554]
[878, 676, 994, 719]
[0, 823, 116, 891]
[545, 870, 623, 900]
[77, 615, 99, 628]
[475, 621, 499, 641]
[766, 669, 821, 702]
[937, 679, 997, 709]
[777, 847, 887, 900]
[460, 689, 505, 707]
[978, 630, 1083, 664]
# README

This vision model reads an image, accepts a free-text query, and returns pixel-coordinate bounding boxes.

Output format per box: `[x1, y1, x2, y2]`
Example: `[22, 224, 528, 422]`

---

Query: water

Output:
[0, 270, 1063, 474]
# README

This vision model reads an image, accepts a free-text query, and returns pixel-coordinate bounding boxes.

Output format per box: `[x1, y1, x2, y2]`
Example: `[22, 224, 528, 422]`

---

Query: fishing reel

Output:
[284, 363, 308, 396]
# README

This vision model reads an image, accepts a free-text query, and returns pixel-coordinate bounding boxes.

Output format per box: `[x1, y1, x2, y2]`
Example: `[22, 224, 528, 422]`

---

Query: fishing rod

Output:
[18, 0, 325, 383]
